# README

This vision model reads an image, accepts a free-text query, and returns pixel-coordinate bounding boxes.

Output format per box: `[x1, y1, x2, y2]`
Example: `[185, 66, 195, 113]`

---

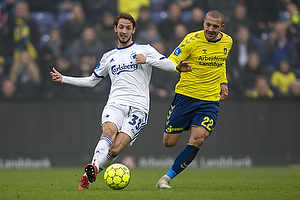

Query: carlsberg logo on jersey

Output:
[111, 61, 138, 75]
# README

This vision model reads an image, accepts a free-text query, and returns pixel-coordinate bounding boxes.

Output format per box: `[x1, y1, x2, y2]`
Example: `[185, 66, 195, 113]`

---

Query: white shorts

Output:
[101, 102, 148, 146]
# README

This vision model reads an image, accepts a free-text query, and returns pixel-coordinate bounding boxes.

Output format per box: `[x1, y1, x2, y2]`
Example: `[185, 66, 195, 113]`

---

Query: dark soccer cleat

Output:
[78, 175, 89, 189]
[84, 164, 98, 183]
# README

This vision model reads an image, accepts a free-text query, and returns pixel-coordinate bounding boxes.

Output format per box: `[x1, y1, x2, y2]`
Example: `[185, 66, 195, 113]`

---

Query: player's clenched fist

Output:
[135, 53, 147, 64]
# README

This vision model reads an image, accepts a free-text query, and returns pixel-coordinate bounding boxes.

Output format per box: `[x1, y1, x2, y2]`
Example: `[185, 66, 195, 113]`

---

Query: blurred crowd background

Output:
[0, 0, 300, 100]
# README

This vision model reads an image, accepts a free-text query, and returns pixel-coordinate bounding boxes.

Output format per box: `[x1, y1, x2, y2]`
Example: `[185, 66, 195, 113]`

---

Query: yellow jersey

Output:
[168, 30, 233, 101]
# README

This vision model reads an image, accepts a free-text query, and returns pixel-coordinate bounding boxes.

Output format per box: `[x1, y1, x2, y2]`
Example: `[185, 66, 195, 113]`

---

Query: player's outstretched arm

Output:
[50, 67, 62, 83]
[135, 53, 192, 73]
[176, 60, 192, 72]
[50, 66, 102, 88]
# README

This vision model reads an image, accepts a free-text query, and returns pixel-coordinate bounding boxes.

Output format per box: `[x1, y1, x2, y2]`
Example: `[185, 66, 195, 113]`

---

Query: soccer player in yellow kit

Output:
[156, 10, 233, 188]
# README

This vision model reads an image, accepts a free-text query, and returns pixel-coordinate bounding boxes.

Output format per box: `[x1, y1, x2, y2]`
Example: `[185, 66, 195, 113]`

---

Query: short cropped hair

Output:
[205, 10, 224, 24]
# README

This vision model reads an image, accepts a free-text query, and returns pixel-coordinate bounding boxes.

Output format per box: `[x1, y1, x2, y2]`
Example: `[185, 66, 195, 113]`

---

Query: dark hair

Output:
[113, 13, 136, 28]
[205, 10, 224, 24]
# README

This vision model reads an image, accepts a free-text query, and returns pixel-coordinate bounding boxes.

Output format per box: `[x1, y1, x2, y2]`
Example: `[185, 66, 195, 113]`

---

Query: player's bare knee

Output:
[163, 139, 176, 147]
[163, 133, 180, 147]
[102, 129, 114, 139]
[190, 135, 207, 147]
[102, 122, 117, 139]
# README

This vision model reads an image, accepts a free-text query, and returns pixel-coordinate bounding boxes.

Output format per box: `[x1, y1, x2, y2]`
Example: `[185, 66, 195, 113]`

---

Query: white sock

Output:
[91, 136, 112, 173]
[99, 154, 117, 170]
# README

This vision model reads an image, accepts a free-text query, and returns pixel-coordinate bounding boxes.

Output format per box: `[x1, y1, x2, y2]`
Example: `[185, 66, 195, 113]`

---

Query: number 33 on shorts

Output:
[128, 114, 142, 130]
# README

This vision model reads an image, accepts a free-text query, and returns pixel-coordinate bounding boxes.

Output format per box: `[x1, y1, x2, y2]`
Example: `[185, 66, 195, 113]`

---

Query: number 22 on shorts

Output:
[201, 116, 214, 131]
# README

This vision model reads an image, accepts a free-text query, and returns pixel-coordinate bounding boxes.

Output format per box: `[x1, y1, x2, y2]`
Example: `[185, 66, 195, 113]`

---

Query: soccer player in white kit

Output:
[50, 13, 192, 189]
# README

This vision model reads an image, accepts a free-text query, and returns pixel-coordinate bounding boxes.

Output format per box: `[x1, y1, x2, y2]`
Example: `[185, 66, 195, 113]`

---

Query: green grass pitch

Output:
[0, 167, 299, 200]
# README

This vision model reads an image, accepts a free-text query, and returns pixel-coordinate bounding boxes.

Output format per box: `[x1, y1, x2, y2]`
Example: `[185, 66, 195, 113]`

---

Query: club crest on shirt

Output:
[130, 52, 137, 59]
[224, 48, 228, 55]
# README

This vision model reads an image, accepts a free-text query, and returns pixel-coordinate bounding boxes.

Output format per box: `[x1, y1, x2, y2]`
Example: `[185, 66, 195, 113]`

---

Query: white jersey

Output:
[62, 42, 176, 113]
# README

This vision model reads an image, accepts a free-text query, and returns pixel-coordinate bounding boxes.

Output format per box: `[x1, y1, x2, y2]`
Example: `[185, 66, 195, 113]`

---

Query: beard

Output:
[117, 34, 132, 44]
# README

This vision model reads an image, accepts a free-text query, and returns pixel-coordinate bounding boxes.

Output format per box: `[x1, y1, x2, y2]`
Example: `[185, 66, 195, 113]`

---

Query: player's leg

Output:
[89, 103, 127, 174]
[156, 127, 209, 189]
[162, 94, 189, 148]
[155, 132, 181, 189]
[79, 122, 118, 189]
[98, 132, 131, 169]
[109, 132, 131, 157]
[156, 100, 219, 188]
[91, 122, 118, 171]
[97, 106, 148, 170]
[79, 104, 125, 189]
[163, 132, 182, 147]
[156, 94, 193, 188]
[170, 127, 208, 175]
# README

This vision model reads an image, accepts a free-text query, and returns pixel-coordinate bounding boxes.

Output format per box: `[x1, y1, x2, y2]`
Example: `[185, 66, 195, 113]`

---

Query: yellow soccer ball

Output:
[104, 163, 131, 190]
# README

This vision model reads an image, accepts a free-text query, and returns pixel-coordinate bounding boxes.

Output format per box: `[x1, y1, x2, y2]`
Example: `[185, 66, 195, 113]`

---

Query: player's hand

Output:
[135, 54, 147, 64]
[176, 60, 192, 72]
[220, 84, 228, 100]
[50, 67, 62, 83]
